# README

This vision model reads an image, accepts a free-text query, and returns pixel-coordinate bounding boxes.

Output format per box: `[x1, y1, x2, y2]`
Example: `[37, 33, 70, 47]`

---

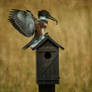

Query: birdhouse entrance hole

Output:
[44, 52, 51, 59]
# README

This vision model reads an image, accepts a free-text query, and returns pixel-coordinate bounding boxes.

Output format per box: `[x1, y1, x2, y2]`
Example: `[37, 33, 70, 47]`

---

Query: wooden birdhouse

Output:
[33, 33, 64, 84]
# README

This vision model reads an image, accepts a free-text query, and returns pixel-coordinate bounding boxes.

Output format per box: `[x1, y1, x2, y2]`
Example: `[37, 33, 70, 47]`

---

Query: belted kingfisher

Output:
[8, 9, 58, 50]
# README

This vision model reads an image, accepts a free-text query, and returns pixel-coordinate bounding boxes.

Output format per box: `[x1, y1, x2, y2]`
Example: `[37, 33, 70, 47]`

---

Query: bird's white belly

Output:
[42, 28, 45, 35]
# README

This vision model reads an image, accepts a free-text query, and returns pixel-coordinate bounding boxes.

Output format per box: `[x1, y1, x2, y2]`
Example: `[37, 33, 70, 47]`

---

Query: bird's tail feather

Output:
[22, 31, 39, 50]
[22, 40, 34, 50]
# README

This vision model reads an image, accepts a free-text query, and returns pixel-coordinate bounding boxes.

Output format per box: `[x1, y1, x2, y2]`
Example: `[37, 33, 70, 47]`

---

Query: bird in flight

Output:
[8, 9, 58, 50]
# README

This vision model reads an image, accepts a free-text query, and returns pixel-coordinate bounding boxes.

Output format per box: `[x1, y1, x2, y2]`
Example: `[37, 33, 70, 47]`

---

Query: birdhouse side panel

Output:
[36, 49, 59, 84]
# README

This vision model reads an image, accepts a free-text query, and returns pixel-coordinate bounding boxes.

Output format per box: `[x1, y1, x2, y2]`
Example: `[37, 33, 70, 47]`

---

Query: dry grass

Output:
[0, 0, 92, 92]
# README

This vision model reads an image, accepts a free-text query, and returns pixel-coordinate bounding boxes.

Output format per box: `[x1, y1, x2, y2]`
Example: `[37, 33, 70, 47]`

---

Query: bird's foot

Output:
[45, 32, 48, 35]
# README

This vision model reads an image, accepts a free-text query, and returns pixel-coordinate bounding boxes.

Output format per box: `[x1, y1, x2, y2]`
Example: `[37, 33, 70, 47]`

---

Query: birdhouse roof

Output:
[32, 33, 64, 50]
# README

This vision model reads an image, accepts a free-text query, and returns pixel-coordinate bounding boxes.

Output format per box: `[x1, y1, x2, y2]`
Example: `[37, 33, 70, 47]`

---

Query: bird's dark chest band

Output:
[40, 22, 47, 28]
[36, 20, 48, 29]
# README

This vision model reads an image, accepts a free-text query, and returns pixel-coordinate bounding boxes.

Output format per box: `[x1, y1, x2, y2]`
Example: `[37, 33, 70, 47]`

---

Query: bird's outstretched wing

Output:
[8, 9, 36, 37]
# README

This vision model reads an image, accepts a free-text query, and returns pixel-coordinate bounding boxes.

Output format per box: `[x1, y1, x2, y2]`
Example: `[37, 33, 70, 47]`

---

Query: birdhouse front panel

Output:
[36, 40, 59, 84]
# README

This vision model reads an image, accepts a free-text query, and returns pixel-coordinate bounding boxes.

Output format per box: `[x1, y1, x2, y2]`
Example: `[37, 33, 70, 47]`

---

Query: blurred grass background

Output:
[0, 0, 92, 92]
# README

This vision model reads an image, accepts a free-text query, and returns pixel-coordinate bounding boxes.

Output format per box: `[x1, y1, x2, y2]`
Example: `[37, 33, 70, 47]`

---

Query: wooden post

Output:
[39, 84, 55, 92]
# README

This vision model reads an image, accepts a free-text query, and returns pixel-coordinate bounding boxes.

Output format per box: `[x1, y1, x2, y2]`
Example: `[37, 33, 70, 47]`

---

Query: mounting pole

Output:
[39, 84, 55, 92]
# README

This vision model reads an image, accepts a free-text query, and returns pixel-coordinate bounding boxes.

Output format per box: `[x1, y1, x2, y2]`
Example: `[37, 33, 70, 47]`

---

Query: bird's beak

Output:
[48, 15, 58, 24]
